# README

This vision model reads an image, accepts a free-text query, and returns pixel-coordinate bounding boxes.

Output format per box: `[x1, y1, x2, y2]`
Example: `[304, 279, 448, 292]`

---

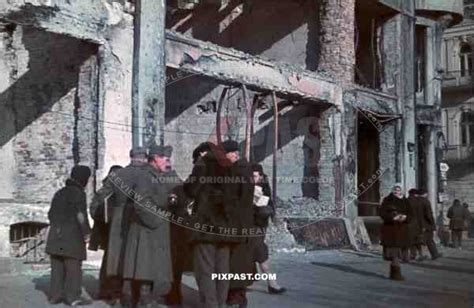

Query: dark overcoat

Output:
[45, 179, 91, 260]
[227, 158, 256, 289]
[447, 204, 470, 231]
[89, 178, 117, 251]
[184, 153, 241, 244]
[379, 193, 412, 248]
[169, 183, 194, 273]
[407, 195, 423, 245]
[122, 165, 177, 294]
[419, 196, 436, 232]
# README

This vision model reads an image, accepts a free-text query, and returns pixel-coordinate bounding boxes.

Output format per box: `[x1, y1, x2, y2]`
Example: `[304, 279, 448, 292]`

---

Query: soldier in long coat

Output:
[122, 144, 176, 306]
[379, 184, 412, 281]
[89, 147, 148, 306]
[45, 165, 92, 306]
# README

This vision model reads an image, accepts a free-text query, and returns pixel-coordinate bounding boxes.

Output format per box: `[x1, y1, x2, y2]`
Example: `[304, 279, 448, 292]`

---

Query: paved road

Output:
[1, 240, 473, 308]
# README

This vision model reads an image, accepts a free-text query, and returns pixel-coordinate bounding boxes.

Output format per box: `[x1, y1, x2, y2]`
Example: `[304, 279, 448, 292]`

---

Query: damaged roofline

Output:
[1, 3, 343, 106]
[165, 30, 343, 106]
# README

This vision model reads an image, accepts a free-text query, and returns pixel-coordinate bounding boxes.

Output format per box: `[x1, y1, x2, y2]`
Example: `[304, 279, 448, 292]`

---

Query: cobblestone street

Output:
[1, 240, 473, 308]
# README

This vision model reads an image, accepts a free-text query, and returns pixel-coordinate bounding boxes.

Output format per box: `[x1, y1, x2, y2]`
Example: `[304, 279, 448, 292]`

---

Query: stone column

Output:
[318, 0, 355, 84]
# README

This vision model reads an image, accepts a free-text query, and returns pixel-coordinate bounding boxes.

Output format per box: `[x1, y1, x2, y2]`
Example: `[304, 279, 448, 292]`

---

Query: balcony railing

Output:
[442, 70, 473, 89]
[444, 144, 474, 162]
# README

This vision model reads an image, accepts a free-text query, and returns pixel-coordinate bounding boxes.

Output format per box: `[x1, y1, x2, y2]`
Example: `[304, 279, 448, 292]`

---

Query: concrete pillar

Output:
[318, 0, 355, 84]
[131, 0, 166, 147]
[401, 2, 417, 192]
[426, 128, 438, 212]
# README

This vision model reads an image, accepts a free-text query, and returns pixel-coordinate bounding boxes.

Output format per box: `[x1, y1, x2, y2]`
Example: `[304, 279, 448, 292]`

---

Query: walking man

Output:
[447, 199, 470, 248]
[46, 165, 92, 306]
[417, 189, 442, 260]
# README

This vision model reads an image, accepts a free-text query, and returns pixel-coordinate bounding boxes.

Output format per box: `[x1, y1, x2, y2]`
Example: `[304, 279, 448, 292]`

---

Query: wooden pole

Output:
[131, 0, 166, 147]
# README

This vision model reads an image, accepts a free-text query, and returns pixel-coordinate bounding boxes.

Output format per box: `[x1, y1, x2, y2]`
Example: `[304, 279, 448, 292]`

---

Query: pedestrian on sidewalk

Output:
[436, 210, 450, 246]
[447, 199, 470, 248]
[380, 184, 412, 281]
[417, 189, 442, 260]
[250, 164, 286, 295]
[45, 165, 93, 306]
[407, 189, 425, 261]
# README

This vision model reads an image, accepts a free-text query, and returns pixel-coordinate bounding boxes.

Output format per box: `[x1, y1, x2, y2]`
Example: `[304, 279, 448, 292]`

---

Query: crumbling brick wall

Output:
[318, 0, 356, 83]
[0, 25, 99, 256]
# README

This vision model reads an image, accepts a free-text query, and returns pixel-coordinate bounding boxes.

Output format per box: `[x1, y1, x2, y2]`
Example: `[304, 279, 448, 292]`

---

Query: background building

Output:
[0, 0, 464, 253]
[441, 0, 474, 213]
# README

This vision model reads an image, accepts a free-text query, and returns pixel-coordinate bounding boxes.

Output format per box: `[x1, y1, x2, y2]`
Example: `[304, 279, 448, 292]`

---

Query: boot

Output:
[389, 265, 405, 281]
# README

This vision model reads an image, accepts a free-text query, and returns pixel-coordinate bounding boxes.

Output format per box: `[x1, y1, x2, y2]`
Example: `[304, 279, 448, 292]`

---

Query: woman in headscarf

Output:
[379, 184, 412, 281]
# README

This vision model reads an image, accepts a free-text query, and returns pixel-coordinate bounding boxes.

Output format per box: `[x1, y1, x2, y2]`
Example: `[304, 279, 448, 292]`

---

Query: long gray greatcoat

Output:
[46, 179, 91, 260]
[122, 165, 180, 294]
[89, 161, 148, 277]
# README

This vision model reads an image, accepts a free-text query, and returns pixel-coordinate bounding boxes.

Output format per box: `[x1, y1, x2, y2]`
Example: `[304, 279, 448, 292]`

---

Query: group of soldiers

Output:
[46, 140, 279, 307]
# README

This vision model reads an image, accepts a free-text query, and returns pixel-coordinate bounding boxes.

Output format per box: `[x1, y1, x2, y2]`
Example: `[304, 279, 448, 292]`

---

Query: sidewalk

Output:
[0, 240, 473, 308]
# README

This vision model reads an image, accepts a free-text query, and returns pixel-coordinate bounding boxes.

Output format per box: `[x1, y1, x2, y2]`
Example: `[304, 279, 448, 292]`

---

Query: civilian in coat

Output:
[225, 141, 255, 308]
[45, 165, 92, 306]
[417, 189, 442, 260]
[165, 142, 211, 305]
[184, 141, 244, 308]
[250, 164, 286, 295]
[122, 144, 176, 306]
[406, 189, 425, 261]
[88, 165, 123, 302]
[447, 199, 471, 248]
[379, 184, 412, 281]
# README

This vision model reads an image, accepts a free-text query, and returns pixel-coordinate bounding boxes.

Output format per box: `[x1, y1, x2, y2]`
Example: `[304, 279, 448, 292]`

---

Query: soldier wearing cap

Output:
[89, 146, 149, 306]
[121, 144, 179, 306]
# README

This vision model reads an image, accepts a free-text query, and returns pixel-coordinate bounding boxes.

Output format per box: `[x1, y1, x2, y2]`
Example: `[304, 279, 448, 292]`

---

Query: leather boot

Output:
[389, 265, 405, 281]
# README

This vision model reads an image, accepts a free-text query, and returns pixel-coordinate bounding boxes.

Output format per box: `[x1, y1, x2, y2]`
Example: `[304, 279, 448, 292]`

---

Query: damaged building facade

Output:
[0, 0, 464, 254]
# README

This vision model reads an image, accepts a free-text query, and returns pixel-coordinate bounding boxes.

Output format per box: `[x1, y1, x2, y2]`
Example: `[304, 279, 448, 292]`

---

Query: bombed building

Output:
[0, 0, 464, 254]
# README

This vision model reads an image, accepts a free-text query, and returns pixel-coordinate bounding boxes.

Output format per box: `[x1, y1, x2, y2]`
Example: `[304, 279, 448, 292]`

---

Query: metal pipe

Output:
[271, 91, 279, 202]
[249, 94, 259, 161]
[242, 84, 252, 161]
[216, 87, 228, 146]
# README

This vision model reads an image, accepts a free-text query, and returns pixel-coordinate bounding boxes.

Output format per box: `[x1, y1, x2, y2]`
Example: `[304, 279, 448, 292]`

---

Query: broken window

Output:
[355, 1, 382, 89]
[461, 111, 474, 146]
[459, 43, 473, 77]
[415, 25, 427, 93]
